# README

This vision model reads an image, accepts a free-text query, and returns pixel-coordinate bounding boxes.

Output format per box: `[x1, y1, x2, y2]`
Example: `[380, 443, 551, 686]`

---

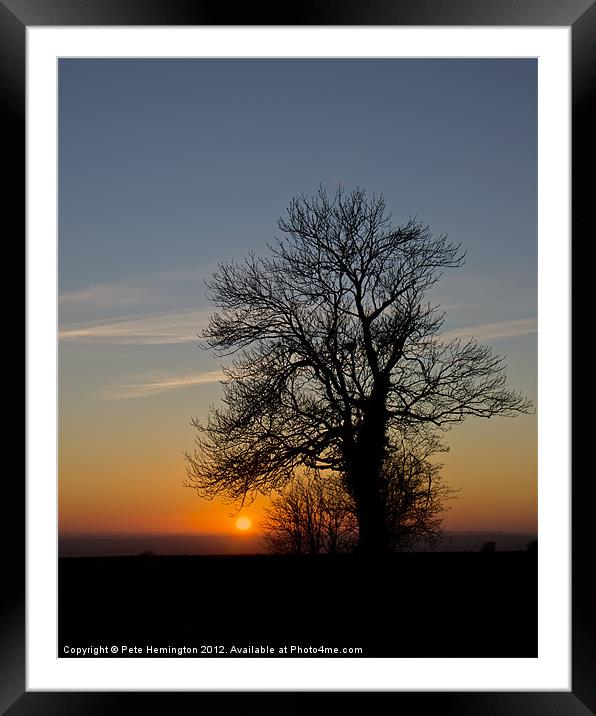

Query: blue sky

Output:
[59, 59, 536, 304]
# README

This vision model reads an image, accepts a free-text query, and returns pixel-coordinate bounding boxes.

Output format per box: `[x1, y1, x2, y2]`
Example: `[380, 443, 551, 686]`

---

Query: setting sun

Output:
[236, 516, 252, 531]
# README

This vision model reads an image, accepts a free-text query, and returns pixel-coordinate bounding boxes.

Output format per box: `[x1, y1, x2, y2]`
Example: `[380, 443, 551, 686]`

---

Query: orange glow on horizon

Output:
[58, 397, 536, 538]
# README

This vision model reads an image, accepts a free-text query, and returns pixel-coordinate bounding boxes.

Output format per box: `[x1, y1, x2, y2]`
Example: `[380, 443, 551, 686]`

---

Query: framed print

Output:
[12, 0, 593, 711]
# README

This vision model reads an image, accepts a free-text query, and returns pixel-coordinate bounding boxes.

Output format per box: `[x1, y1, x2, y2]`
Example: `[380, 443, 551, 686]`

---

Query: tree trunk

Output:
[345, 393, 390, 556]
[353, 478, 388, 555]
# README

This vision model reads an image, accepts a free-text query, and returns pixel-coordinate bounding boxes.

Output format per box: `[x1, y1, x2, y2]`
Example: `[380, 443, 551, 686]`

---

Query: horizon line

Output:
[59, 529, 537, 538]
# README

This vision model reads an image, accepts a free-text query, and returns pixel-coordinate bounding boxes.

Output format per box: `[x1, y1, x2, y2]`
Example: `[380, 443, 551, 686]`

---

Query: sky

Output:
[58, 59, 537, 549]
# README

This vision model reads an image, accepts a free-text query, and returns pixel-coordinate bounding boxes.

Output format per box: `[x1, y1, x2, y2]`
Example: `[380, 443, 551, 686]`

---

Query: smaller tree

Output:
[260, 471, 357, 555]
[381, 432, 455, 551]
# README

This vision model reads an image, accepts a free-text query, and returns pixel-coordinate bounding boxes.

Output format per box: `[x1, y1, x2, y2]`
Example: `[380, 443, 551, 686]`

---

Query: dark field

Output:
[59, 552, 537, 658]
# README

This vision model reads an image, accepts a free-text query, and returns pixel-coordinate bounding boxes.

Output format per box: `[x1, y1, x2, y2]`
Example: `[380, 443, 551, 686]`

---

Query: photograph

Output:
[57, 57, 539, 659]
[6, 0, 590, 704]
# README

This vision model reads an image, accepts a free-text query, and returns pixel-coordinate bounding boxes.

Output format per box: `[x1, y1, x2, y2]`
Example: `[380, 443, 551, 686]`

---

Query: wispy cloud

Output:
[59, 264, 218, 313]
[59, 283, 148, 307]
[105, 370, 226, 399]
[441, 318, 537, 342]
[59, 309, 211, 345]
[61, 309, 537, 348]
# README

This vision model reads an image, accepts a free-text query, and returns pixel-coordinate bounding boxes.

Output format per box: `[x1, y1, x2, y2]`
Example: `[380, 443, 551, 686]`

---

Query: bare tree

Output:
[185, 186, 532, 554]
[260, 471, 357, 555]
[381, 431, 455, 551]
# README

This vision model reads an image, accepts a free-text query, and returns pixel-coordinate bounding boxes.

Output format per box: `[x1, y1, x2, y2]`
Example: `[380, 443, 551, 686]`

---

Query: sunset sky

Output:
[58, 59, 537, 547]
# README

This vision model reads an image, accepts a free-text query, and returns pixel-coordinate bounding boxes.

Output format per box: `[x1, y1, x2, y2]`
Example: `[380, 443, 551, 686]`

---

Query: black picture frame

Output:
[11, 0, 593, 711]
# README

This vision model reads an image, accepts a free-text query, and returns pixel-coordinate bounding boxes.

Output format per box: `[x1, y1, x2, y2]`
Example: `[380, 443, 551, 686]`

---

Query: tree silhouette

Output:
[261, 435, 455, 555]
[260, 470, 358, 555]
[185, 186, 532, 555]
[381, 431, 455, 551]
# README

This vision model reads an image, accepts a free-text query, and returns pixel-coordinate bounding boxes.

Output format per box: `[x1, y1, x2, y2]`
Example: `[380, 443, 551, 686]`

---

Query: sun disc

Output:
[236, 516, 251, 531]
